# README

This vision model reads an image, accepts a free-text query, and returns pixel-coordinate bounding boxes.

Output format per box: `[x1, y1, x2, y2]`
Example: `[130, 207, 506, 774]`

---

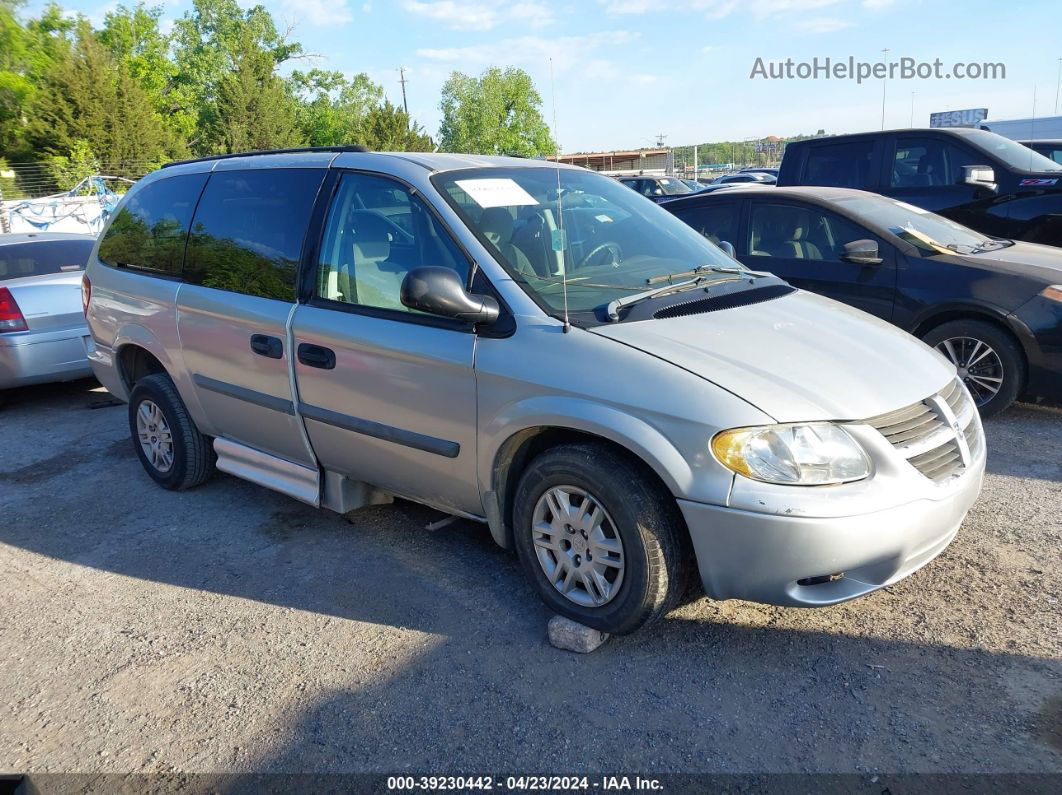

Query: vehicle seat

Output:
[336, 210, 407, 310]
[511, 209, 552, 277]
[753, 209, 823, 259]
[480, 207, 536, 277]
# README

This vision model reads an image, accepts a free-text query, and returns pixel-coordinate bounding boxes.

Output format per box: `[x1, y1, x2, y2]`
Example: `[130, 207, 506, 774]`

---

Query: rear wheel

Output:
[128, 373, 215, 490]
[512, 442, 688, 635]
[921, 319, 1024, 418]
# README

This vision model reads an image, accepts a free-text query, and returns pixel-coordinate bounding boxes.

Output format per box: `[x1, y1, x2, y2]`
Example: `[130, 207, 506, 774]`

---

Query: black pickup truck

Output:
[777, 128, 1062, 247]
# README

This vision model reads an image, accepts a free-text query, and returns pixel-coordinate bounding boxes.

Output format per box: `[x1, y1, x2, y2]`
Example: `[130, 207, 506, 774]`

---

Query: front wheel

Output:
[512, 443, 689, 635]
[921, 319, 1024, 418]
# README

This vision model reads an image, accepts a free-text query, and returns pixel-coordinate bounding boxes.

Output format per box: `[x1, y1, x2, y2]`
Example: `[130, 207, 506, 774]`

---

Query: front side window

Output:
[803, 141, 876, 189]
[433, 166, 740, 320]
[748, 203, 867, 262]
[0, 240, 94, 280]
[183, 169, 325, 302]
[98, 174, 207, 275]
[316, 172, 470, 313]
[891, 137, 981, 187]
[671, 202, 739, 246]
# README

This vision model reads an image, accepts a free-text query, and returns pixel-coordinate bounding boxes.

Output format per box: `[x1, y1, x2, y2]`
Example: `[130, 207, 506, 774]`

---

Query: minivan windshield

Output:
[965, 129, 1062, 173]
[833, 194, 1007, 254]
[433, 167, 743, 318]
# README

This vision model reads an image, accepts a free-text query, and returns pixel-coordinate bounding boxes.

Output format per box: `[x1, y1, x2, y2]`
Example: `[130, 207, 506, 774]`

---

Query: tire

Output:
[512, 442, 689, 635]
[921, 319, 1025, 418]
[127, 373, 215, 490]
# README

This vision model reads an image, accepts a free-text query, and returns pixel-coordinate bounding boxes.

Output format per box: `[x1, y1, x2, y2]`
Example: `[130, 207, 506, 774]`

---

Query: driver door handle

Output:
[297, 343, 336, 370]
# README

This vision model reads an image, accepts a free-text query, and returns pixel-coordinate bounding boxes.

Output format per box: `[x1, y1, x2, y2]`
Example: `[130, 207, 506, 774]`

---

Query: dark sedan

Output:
[664, 186, 1062, 416]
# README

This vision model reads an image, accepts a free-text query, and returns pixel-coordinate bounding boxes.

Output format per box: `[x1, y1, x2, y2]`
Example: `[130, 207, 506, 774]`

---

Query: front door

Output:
[291, 171, 481, 515]
[744, 201, 897, 321]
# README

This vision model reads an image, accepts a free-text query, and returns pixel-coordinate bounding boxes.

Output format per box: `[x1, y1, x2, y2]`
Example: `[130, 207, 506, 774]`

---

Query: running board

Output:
[213, 437, 320, 507]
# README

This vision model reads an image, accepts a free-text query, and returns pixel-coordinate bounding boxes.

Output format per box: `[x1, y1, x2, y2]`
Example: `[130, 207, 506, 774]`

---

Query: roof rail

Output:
[161, 145, 370, 169]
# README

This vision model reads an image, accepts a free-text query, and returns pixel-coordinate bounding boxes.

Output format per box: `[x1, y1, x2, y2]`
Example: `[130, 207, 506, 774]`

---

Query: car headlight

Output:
[1041, 285, 1062, 303]
[711, 423, 871, 485]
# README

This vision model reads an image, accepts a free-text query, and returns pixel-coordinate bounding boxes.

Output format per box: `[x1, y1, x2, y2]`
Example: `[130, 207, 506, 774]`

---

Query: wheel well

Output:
[912, 310, 1028, 376]
[117, 345, 166, 392]
[492, 427, 683, 549]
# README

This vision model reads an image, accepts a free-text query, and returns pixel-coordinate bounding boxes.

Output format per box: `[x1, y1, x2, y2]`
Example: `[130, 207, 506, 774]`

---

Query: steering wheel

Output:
[579, 241, 622, 269]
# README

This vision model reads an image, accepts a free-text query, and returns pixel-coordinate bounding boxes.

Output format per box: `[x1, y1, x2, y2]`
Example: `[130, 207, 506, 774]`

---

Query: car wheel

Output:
[922, 319, 1025, 418]
[512, 442, 689, 635]
[127, 373, 215, 490]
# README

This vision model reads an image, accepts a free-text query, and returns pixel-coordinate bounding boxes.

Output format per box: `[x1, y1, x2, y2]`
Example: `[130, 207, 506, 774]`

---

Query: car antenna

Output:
[549, 57, 571, 333]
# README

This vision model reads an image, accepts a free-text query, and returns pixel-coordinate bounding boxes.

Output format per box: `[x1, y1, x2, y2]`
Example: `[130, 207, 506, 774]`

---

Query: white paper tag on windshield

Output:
[455, 178, 538, 208]
[895, 200, 929, 214]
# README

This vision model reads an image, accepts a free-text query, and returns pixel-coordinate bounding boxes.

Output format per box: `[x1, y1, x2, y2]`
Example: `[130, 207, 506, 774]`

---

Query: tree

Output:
[99, 3, 194, 148]
[360, 99, 433, 152]
[173, 0, 302, 154]
[46, 137, 100, 189]
[438, 67, 554, 156]
[28, 19, 176, 176]
[206, 26, 302, 153]
[288, 68, 383, 147]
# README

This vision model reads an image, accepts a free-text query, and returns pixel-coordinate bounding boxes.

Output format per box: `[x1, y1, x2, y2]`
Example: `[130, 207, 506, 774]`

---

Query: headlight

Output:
[1041, 285, 1062, 303]
[711, 423, 870, 485]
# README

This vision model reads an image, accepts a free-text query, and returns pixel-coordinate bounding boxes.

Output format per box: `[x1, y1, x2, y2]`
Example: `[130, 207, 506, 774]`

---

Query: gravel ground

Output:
[0, 378, 1059, 777]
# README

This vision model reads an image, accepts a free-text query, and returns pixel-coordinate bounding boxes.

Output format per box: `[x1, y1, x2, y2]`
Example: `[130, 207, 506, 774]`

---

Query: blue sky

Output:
[32, 0, 1062, 152]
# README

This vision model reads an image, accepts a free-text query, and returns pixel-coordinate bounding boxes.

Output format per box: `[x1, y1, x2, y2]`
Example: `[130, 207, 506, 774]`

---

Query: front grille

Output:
[866, 378, 979, 483]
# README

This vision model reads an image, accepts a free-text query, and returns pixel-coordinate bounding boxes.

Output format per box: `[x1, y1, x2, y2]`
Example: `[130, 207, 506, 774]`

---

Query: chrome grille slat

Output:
[866, 378, 979, 483]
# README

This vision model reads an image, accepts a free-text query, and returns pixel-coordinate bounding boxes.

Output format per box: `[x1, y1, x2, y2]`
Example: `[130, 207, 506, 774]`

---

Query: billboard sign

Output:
[930, 108, 988, 128]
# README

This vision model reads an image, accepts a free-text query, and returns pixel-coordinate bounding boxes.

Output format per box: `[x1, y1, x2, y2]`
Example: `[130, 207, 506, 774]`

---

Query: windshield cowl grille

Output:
[651, 284, 796, 320]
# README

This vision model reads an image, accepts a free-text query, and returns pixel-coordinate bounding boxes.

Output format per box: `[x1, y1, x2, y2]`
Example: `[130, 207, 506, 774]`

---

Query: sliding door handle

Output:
[297, 343, 336, 370]
[250, 334, 283, 359]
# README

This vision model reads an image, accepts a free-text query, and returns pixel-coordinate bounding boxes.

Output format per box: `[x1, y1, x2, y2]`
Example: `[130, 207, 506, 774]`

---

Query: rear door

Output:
[291, 171, 481, 515]
[744, 200, 897, 320]
[176, 167, 326, 468]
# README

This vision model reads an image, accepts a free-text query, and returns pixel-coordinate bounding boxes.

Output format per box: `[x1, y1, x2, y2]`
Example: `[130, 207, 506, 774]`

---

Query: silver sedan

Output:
[0, 232, 96, 398]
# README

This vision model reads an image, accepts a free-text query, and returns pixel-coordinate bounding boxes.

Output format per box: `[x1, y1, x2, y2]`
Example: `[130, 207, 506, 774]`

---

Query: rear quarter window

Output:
[803, 141, 877, 189]
[0, 240, 94, 280]
[98, 174, 208, 275]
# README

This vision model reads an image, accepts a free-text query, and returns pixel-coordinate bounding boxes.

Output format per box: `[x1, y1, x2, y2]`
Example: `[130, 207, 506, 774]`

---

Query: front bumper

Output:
[0, 327, 94, 389]
[678, 460, 984, 607]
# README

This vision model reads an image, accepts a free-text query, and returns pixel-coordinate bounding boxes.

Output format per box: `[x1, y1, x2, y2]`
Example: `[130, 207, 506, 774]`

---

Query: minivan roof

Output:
[162, 147, 580, 174]
[0, 232, 96, 246]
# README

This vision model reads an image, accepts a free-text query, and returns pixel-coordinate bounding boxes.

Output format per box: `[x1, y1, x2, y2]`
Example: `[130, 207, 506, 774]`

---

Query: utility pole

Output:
[1055, 56, 1061, 115]
[910, 91, 916, 127]
[398, 67, 409, 115]
[881, 47, 889, 130]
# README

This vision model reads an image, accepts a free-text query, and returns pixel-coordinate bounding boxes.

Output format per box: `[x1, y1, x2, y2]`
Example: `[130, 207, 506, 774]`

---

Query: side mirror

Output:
[400, 267, 500, 325]
[962, 164, 997, 192]
[841, 239, 883, 265]
[718, 240, 737, 257]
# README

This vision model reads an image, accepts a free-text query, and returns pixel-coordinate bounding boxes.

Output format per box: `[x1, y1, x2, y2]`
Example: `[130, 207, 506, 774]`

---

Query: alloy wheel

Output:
[136, 399, 174, 473]
[934, 336, 1004, 407]
[530, 485, 625, 608]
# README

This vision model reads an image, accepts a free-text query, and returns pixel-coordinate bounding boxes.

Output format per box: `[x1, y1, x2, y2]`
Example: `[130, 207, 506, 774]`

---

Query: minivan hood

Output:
[956, 240, 1062, 284]
[591, 290, 955, 423]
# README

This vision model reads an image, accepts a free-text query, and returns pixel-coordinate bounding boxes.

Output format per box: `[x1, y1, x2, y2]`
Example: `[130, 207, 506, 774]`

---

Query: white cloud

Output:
[509, 1, 556, 28]
[793, 15, 852, 33]
[862, 0, 896, 8]
[281, 0, 354, 25]
[601, 0, 668, 13]
[630, 73, 659, 85]
[403, 1, 499, 30]
[748, 0, 842, 18]
[418, 30, 640, 73]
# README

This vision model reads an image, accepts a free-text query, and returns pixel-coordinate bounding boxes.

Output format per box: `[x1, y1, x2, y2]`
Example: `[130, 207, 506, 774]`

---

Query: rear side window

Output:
[802, 141, 876, 189]
[98, 174, 208, 275]
[671, 202, 739, 246]
[0, 240, 94, 280]
[183, 169, 325, 302]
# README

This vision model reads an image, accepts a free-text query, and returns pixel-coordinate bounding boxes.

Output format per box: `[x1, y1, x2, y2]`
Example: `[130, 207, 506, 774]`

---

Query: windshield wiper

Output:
[645, 264, 748, 285]
[605, 278, 705, 321]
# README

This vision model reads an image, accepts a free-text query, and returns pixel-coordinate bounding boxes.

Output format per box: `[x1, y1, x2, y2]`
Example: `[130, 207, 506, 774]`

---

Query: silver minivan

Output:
[84, 149, 985, 634]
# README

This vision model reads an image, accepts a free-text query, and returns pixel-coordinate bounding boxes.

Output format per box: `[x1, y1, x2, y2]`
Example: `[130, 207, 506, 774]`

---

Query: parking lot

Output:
[1, 378, 1059, 775]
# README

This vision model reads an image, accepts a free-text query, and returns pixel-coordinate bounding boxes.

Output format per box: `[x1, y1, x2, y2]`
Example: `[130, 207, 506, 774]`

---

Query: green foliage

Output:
[360, 99, 433, 152]
[289, 69, 383, 147]
[439, 67, 555, 157]
[46, 137, 100, 189]
[205, 25, 301, 153]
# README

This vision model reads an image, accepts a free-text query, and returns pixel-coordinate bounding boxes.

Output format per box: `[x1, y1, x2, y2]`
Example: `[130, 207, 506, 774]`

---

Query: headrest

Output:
[480, 207, 514, 246]
[349, 209, 393, 262]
